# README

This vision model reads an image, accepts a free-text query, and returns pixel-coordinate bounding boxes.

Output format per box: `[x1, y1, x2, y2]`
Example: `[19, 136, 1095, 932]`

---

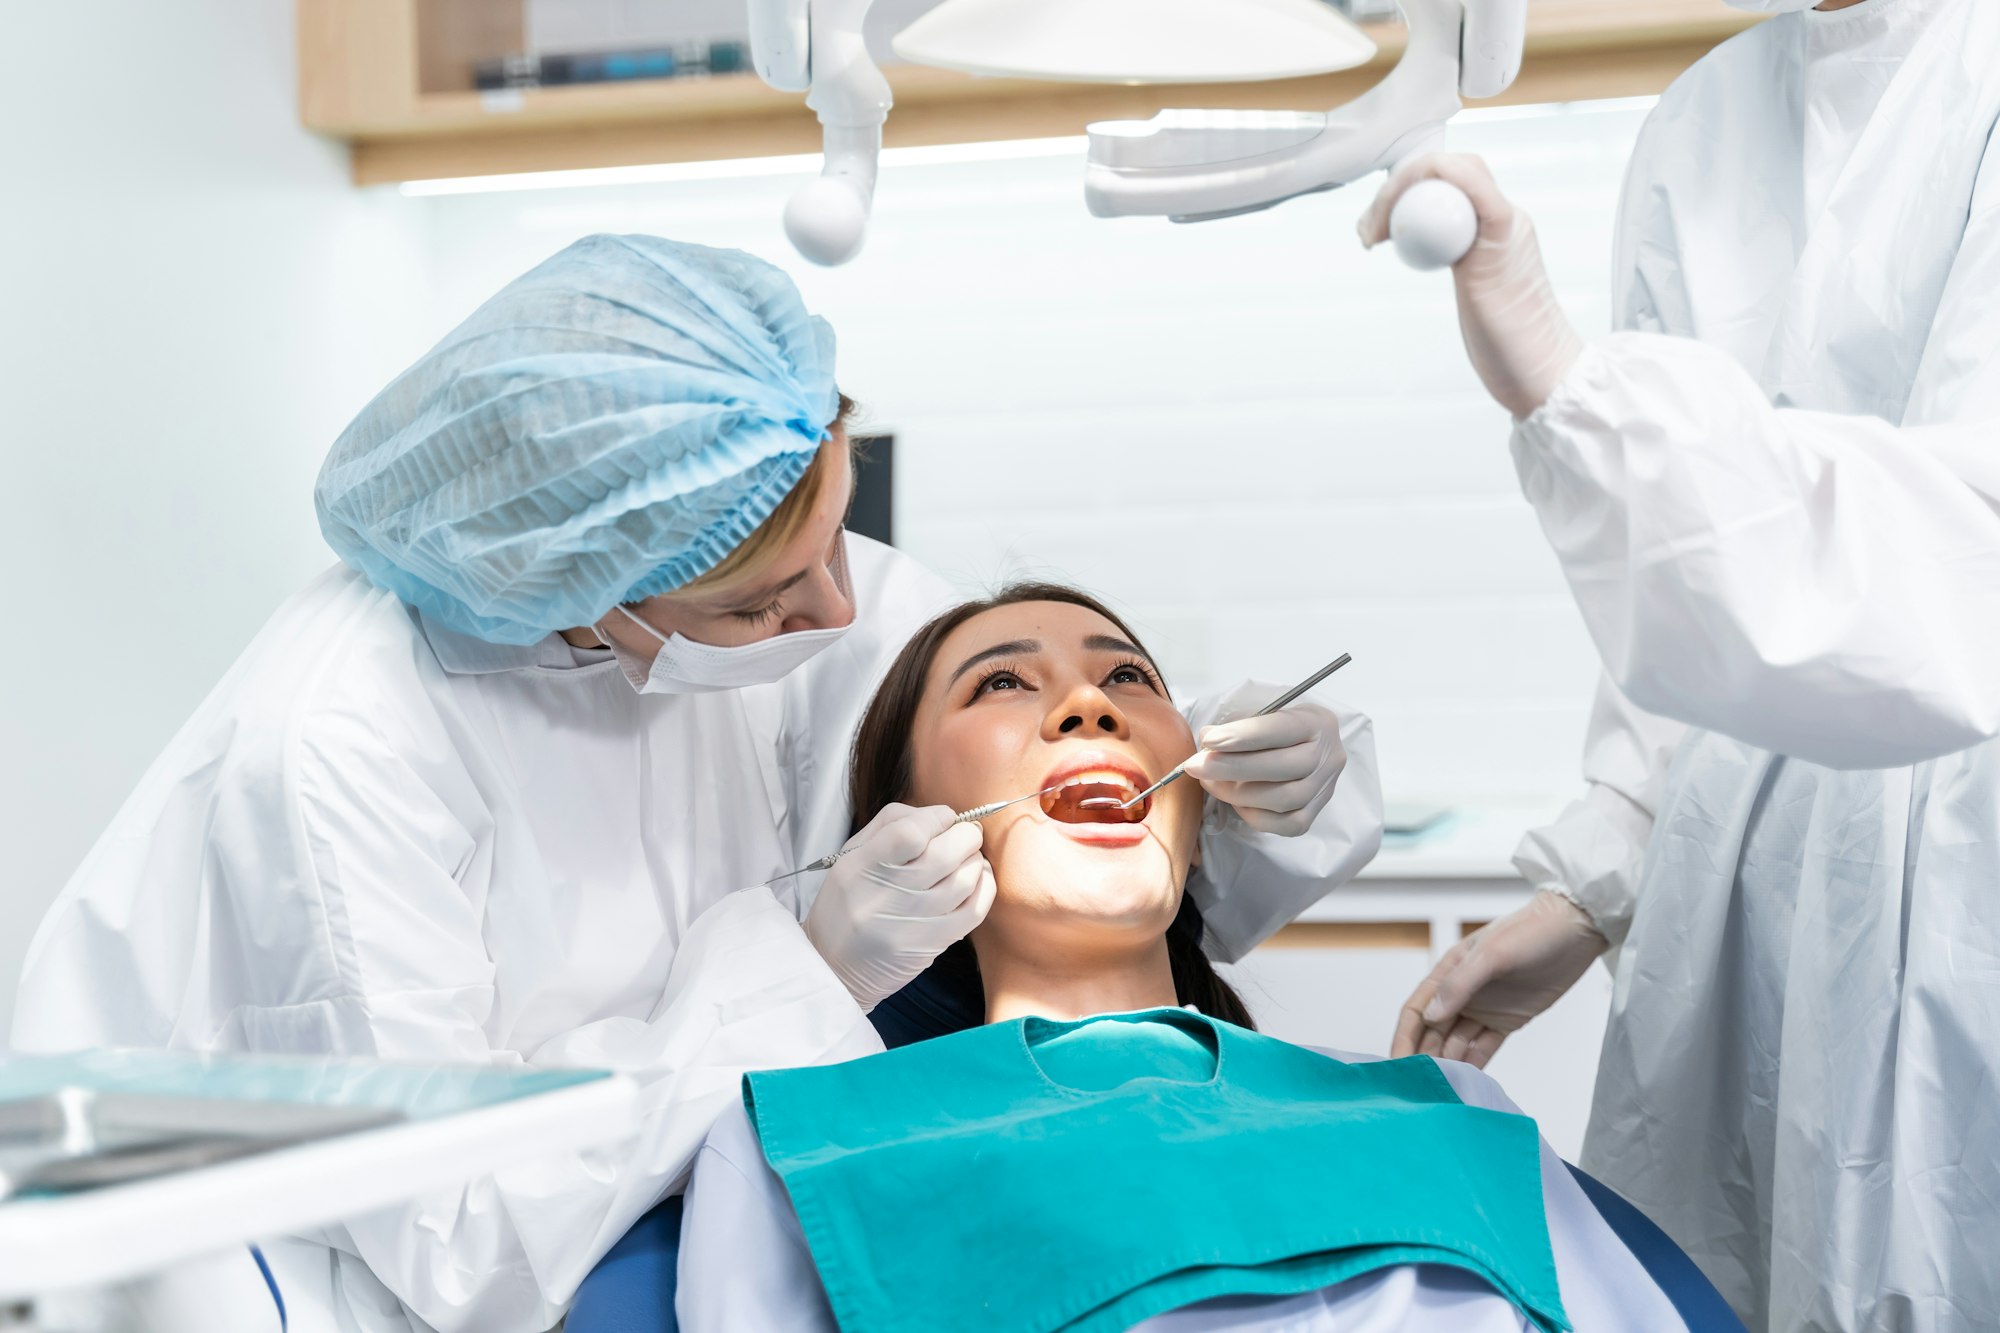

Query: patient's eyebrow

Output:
[1083, 634, 1147, 660]
[949, 639, 1041, 686]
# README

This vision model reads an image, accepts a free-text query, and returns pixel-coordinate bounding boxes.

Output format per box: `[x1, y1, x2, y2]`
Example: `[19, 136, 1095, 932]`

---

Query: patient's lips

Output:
[1041, 774, 1150, 824]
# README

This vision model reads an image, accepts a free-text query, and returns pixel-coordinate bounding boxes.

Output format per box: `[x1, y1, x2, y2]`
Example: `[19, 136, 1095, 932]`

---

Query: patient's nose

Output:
[1045, 684, 1131, 739]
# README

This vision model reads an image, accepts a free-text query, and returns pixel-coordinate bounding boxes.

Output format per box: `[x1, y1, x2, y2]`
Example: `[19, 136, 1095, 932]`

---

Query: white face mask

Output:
[1723, 0, 1821, 11]
[604, 613, 852, 693]
[597, 534, 856, 694]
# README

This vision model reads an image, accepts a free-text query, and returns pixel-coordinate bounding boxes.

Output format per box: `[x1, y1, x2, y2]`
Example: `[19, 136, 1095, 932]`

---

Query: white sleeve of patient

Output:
[675, 1099, 839, 1333]
[1429, 1056, 1684, 1331]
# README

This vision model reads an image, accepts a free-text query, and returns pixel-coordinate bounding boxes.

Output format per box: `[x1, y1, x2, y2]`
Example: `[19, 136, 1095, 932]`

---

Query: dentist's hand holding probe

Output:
[1182, 702, 1348, 838]
[1391, 890, 1608, 1067]
[805, 802, 997, 1012]
[1358, 153, 1585, 421]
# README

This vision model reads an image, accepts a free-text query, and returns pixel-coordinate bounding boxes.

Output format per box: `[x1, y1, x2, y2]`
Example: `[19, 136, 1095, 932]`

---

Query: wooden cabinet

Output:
[298, 0, 1759, 186]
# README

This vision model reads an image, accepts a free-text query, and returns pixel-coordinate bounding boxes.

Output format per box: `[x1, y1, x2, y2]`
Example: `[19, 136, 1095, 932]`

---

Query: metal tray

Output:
[0, 1089, 399, 1201]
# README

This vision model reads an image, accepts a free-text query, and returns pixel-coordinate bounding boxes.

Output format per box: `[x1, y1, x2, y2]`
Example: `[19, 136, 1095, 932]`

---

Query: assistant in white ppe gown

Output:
[1506, 2, 2000, 1327]
[676, 1049, 1691, 1332]
[9, 538, 1380, 1333]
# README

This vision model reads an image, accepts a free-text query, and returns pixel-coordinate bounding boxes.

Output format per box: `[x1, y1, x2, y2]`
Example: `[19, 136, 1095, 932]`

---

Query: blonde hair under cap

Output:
[314, 234, 840, 645]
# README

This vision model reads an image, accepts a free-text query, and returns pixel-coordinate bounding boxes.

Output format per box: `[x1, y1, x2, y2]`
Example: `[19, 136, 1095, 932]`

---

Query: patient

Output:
[676, 585, 1724, 1333]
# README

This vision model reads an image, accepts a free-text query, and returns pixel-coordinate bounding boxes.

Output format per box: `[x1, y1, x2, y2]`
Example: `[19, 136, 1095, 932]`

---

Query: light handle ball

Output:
[1389, 178, 1478, 271]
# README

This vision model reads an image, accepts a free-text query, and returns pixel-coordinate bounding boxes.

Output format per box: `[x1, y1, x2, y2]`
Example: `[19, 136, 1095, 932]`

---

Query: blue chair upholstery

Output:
[565, 1196, 683, 1333]
[1564, 1165, 1745, 1332]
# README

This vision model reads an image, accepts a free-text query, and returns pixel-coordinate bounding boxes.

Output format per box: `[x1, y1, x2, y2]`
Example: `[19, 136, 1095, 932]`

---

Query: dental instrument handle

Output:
[1118, 652, 1354, 809]
[1251, 652, 1354, 717]
[951, 787, 1058, 823]
[764, 787, 1056, 884]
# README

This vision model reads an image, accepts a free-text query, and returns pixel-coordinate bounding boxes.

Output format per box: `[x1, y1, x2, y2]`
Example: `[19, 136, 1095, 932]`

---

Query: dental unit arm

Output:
[749, 0, 891, 266]
[748, 0, 1525, 270]
[1085, 0, 1526, 268]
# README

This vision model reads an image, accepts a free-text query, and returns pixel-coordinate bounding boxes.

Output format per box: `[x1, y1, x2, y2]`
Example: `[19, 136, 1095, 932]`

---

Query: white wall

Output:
[0, 3, 436, 1034]
[410, 101, 1645, 804]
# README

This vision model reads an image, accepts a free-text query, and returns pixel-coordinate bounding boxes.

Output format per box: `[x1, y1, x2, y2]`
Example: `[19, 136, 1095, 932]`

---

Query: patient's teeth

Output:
[1041, 779, 1150, 825]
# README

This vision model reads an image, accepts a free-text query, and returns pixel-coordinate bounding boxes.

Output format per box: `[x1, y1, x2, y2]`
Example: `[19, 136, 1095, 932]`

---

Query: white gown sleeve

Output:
[1509, 169, 2000, 770]
[1181, 683, 1384, 964]
[1510, 675, 1686, 946]
[275, 725, 879, 1333]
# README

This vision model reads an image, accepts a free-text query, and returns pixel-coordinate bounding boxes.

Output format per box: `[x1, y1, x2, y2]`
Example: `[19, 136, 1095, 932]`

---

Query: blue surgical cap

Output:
[315, 234, 838, 644]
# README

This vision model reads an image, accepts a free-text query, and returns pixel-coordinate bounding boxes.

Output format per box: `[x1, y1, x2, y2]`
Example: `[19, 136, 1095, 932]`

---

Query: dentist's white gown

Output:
[9, 536, 1383, 1333]
[1508, 2, 2000, 1327]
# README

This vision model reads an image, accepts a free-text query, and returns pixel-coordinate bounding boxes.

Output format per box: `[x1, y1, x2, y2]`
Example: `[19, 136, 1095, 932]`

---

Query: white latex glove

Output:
[1391, 890, 1608, 1068]
[802, 802, 997, 1013]
[1356, 153, 1585, 419]
[1181, 702, 1347, 838]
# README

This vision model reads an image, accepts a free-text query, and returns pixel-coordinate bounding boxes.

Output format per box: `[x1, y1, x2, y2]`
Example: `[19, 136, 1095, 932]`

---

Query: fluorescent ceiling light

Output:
[398, 136, 1088, 198]
[892, 0, 1377, 84]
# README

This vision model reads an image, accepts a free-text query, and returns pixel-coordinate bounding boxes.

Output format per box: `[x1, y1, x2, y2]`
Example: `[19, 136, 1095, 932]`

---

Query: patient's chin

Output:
[993, 840, 1181, 931]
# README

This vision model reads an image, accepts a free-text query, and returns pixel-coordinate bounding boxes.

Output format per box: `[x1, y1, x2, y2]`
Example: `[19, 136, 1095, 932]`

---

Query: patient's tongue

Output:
[1042, 782, 1149, 824]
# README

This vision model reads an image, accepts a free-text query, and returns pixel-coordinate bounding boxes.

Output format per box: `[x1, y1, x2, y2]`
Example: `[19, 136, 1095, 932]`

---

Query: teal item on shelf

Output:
[745, 1008, 1568, 1333]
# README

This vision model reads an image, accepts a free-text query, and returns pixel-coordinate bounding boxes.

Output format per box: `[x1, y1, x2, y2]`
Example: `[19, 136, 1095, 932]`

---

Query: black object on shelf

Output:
[474, 41, 751, 91]
[849, 435, 895, 549]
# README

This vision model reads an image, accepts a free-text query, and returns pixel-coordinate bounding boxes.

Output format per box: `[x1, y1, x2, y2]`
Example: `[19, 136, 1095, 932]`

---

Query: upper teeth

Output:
[1062, 771, 1137, 790]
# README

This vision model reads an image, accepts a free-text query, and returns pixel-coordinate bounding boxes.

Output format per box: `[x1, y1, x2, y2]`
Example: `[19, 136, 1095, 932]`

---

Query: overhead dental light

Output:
[747, 0, 1526, 270]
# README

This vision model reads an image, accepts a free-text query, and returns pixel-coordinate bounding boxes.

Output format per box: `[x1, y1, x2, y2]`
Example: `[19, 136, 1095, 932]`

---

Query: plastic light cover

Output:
[891, 0, 1379, 85]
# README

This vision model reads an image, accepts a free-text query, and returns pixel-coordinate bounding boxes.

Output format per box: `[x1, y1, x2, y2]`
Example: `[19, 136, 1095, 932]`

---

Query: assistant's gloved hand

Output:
[803, 803, 997, 1012]
[1181, 702, 1347, 837]
[1391, 890, 1608, 1067]
[1357, 153, 1585, 420]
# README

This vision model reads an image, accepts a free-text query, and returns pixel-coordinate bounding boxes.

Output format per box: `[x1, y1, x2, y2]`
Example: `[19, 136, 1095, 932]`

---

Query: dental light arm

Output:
[1085, 0, 1527, 269]
[749, 0, 890, 266]
[749, 0, 1524, 270]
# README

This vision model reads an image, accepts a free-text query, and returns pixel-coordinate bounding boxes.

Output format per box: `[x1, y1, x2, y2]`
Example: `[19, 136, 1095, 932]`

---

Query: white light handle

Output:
[785, 0, 891, 266]
[1388, 178, 1478, 270]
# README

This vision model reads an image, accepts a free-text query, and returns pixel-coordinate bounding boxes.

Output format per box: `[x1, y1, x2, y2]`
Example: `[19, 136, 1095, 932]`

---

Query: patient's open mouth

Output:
[1041, 772, 1150, 824]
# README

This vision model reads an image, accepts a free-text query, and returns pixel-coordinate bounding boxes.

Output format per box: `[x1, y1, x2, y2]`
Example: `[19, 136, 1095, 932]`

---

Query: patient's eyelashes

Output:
[971, 663, 1030, 698]
[970, 658, 1162, 703]
[1106, 660, 1163, 693]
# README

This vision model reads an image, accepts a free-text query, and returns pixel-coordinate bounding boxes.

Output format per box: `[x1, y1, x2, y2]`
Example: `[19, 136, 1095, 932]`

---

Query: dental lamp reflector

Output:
[890, 0, 1378, 84]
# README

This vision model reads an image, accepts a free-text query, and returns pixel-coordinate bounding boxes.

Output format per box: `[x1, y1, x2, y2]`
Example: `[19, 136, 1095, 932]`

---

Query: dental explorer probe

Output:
[763, 787, 1061, 886]
[1115, 652, 1354, 811]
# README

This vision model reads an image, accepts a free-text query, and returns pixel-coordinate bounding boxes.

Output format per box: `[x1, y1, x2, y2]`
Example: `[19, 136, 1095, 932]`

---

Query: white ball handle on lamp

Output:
[1388, 177, 1478, 271]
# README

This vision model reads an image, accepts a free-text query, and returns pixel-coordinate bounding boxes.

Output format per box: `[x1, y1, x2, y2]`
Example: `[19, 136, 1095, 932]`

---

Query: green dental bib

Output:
[745, 1008, 1567, 1333]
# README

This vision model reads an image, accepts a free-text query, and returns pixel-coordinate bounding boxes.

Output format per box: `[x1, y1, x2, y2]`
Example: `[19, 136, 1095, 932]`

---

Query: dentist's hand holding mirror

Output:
[1183, 699, 1349, 838]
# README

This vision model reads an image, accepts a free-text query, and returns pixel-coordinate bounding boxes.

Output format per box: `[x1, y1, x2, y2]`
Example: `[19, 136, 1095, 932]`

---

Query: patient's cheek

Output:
[911, 714, 1025, 812]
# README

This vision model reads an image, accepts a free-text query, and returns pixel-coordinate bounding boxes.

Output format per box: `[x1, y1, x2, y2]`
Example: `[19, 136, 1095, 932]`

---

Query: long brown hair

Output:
[848, 581, 1254, 1031]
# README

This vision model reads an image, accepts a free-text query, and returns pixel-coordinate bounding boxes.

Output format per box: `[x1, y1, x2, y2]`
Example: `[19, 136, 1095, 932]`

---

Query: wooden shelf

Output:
[299, 0, 1760, 186]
